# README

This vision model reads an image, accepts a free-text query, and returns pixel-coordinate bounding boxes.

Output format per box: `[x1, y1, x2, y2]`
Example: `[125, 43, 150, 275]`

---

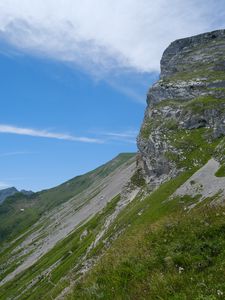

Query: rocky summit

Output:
[137, 29, 225, 187]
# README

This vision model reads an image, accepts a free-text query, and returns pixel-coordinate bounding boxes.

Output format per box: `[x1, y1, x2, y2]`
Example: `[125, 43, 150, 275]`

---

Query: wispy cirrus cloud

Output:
[0, 0, 224, 77]
[0, 124, 102, 143]
[0, 124, 139, 145]
[0, 151, 35, 157]
[92, 130, 138, 144]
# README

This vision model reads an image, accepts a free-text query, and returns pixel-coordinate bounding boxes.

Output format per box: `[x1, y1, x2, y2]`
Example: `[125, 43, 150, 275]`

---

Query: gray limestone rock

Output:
[137, 29, 225, 187]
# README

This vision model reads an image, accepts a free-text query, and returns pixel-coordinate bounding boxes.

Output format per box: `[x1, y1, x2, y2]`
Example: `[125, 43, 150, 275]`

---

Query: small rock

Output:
[217, 290, 223, 296]
[178, 266, 184, 274]
[80, 229, 88, 240]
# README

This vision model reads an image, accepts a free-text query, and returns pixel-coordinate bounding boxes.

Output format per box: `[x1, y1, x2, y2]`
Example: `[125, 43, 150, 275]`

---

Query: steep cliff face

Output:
[137, 29, 225, 186]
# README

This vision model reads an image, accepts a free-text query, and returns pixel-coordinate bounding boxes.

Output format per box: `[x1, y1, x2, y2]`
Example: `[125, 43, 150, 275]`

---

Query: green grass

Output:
[130, 169, 146, 187]
[139, 118, 153, 139]
[0, 131, 222, 300]
[184, 96, 225, 114]
[143, 95, 224, 172]
[154, 96, 225, 115]
[215, 165, 225, 177]
[67, 170, 195, 298]
[0, 153, 136, 299]
[0, 153, 135, 244]
[0, 195, 121, 300]
[166, 127, 221, 170]
[167, 68, 225, 83]
[1, 158, 221, 300]
[0, 157, 197, 300]
[70, 201, 225, 300]
[67, 114, 223, 299]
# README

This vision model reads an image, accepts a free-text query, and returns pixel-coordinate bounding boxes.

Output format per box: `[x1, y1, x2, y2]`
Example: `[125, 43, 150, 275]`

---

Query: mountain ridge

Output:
[0, 187, 33, 205]
[1, 30, 225, 299]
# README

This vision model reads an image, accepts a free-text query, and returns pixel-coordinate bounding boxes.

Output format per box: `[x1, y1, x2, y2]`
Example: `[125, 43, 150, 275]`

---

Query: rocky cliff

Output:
[137, 29, 225, 187]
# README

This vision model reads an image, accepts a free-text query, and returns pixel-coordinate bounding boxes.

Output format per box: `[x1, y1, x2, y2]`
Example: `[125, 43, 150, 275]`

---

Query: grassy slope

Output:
[0, 167, 194, 300]
[0, 129, 224, 299]
[0, 195, 122, 300]
[1, 107, 224, 300]
[1, 95, 225, 300]
[71, 197, 225, 300]
[215, 164, 225, 177]
[0, 153, 135, 244]
[0, 153, 136, 299]
[68, 118, 225, 298]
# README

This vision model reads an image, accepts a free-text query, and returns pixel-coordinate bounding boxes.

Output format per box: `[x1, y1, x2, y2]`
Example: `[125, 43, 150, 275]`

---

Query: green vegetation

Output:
[67, 97, 225, 299]
[1, 32, 225, 300]
[168, 68, 225, 83]
[184, 96, 225, 114]
[0, 123, 223, 300]
[164, 118, 178, 130]
[1, 144, 222, 300]
[166, 127, 221, 170]
[0, 195, 121, 300]
[0, 153, 135, 244]
[215, 164, 225, 177]
[144, 95, 224, 172]
[130, 169, 146, 187]
[155, 96, 225, 115]
[214, 139, 225, 163]
[0, 160, 197, 299]
[139, 118, 153, 139]
[71, 203, 225, 300]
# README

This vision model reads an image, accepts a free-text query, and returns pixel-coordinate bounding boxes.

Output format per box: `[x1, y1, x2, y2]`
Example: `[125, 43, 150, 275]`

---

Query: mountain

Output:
[0, 187, 18, 204]
[1, 29, 225, 300]
[0, 153, 136, 292]
[0, 187, 33, 205]
[137, 29, 225, 188]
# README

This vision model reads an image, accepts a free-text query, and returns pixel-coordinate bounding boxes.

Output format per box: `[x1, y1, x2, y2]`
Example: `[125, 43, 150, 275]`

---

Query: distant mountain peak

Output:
[0, 187, 34, 204]
[0, 187, 18, 204]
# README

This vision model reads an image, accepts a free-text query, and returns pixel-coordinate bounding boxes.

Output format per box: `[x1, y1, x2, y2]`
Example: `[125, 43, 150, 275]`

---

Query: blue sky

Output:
[0, 0, 225, 191]
[0, 51, 153, 191]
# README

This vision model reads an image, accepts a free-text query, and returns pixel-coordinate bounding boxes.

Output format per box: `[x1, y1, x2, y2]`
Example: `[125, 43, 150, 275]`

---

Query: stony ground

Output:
[173, 158, 225, 205]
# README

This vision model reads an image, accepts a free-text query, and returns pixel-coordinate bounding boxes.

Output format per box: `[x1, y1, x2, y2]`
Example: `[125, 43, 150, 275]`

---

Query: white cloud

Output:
[92, 129, 138, 144]
[0, 151, 34, 157]
[0, 0, 224, 76]
[0, 124, 102, 143]
[0, 125, 138, 145]
[100, 130, 138, 139]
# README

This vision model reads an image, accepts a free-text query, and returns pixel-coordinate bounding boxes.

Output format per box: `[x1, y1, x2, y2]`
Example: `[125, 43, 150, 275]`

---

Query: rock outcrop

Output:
[137, 29, 225, 187]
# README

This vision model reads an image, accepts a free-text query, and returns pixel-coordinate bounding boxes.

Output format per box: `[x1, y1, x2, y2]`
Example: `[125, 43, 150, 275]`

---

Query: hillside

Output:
[0, 153, 135, 243]
[69, 29, 225, 299]
[1, 29, 225, 300]
[0, 187, 18, 205]
[0, 153, 136, 289]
